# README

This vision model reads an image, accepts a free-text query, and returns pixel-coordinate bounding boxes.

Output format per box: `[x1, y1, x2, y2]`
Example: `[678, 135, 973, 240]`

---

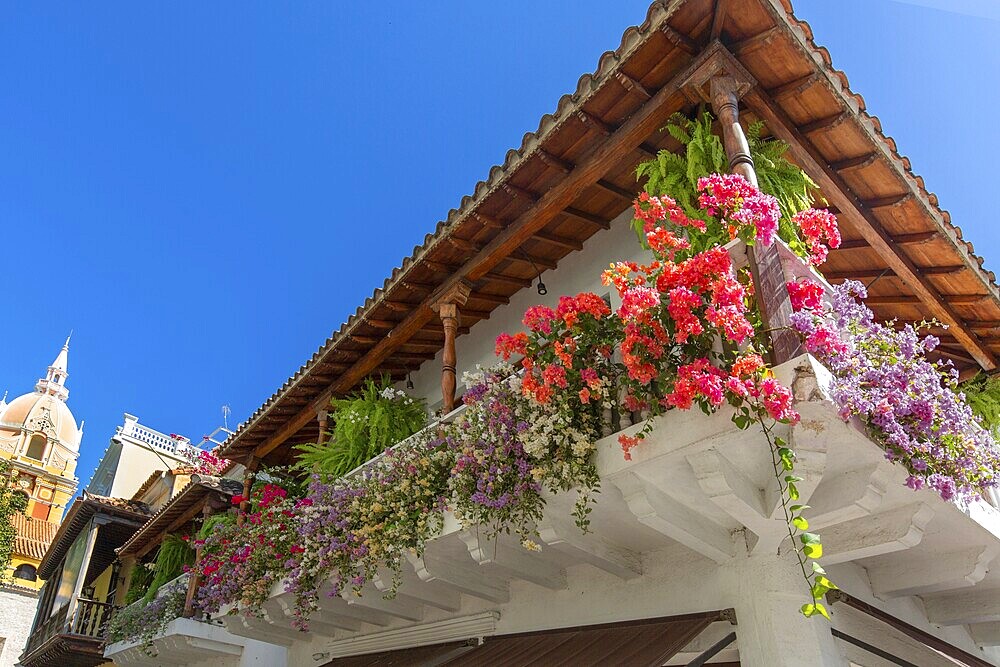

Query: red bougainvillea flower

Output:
[793, 208, 841, 265]
[786, 278, 825, 312]
[495, 332, 529, 360]
[523, 305, 557, 334]
[618, 433, 641, 461]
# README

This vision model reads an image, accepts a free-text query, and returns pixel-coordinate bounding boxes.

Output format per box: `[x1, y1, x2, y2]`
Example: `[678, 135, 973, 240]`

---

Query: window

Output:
[13, 564, 37, 582]
[25, 434, 46, 461]
[30, 501, 49, 521]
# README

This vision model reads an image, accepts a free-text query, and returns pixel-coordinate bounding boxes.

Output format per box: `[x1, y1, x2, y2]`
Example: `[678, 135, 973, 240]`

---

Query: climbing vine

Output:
[0, 460, 29, 583]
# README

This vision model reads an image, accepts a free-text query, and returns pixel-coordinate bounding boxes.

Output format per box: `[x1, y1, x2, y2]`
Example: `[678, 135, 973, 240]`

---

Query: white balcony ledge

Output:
[209, 354, 1000, 666]
[104, 616, 288, 667]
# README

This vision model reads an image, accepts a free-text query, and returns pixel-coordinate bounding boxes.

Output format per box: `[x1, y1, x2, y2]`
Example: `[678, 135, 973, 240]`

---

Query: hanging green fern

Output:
[143, 533, 195, 603]
[294, 377, 427, 479]
[634, 110, 819, 253]
[963, 373, 1000, 437]
[124, 561, 155, 605]
[198, 512, 235, 541]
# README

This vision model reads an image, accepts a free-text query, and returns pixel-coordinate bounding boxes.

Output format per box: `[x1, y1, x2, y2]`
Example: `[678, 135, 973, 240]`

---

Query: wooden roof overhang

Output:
[219, 0, 1000, 466]
[117, 475, 242, 560]
[37, 495, 151, 580]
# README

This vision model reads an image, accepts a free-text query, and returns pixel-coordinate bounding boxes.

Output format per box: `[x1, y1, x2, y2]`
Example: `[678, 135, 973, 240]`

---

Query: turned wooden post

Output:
[236, 456, 257, 527]
[432, 281, 472, 414]
[317, 408, 329, 441]
[711, 75, 803, 364]
[183, 503, 213, 617]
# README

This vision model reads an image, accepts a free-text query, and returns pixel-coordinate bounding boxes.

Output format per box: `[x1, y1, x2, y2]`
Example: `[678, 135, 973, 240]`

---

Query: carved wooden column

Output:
[317, 408, 329, 441]
[432, 281, 472, 414]
[711, 74, 802, 364]
[183, 503, 212, 617]
[236, 456, 257, 527]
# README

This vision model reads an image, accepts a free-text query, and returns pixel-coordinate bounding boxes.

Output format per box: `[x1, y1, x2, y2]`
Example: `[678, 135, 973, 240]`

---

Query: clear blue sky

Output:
[0, 1, 996, 492]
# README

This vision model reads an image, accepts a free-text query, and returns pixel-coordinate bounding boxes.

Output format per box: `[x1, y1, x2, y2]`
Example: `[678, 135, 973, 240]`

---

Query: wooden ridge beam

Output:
[744, 85, 996, 369]
[234, 51, 695, 461]
[471, 211, 504, 230]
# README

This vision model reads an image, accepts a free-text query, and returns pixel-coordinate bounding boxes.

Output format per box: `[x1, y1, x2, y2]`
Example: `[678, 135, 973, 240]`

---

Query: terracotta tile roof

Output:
[117, 475, 243, 558]
[10, 513, 58, 561]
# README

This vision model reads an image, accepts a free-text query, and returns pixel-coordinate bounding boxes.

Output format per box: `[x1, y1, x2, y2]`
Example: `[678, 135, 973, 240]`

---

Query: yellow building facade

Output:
[0, 338, 82, 667]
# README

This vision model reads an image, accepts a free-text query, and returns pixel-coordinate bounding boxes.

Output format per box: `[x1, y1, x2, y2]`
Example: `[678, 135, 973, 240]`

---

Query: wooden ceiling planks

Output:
[219, 0, 1000, 464]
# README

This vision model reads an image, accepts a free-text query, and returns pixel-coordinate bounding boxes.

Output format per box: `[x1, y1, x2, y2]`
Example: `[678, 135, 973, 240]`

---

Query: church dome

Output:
[0, 391, 81, 451]
[0, 336, 82, 452]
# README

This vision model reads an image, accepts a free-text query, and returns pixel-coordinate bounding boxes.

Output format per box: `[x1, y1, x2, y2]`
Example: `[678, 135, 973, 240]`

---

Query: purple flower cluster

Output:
[793, 280, 1000, 501]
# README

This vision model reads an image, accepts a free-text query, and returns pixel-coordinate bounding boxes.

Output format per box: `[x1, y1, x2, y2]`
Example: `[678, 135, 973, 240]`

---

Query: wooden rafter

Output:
[743, 85, 997, 369]
[838, 231, 937, 250]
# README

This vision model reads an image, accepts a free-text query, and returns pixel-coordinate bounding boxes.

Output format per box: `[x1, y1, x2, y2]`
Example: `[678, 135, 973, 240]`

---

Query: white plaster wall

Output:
[405, 206, 644, 409]
[107, 445, 187, 499]
[0, 588, 38, 667]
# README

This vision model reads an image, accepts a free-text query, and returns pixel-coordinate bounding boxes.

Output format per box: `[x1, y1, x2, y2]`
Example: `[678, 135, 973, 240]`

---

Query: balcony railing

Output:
[24, 598, 115, 654]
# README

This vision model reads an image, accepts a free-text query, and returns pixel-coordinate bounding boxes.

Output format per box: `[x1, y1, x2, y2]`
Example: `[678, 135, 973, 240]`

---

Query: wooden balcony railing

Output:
[24, 598, 116, 654]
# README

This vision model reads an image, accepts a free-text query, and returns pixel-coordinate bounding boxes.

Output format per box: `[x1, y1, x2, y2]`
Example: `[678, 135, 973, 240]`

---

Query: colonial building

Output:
[104, 1, 1000, 665]
[87, 415, 199, 499]
[0, 338, 83, 667]
[19, 417, 208, 667]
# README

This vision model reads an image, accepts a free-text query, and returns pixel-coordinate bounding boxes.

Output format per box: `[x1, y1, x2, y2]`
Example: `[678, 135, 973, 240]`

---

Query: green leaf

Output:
[814, 575, 837, 591]
[792, 516, 809, 530]
[811, 561, 827, 575]
[803, 543, 823, 559]
[800, 532, 821, 545]
[787, 482, 799, 501]
[784, 475, 803, 483]
[789, 505, 810, 513]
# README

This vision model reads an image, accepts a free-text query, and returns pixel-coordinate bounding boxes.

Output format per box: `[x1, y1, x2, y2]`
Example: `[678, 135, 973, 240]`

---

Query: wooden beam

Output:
[466, 292, 510, 306]
[831, 153, 878, 173]
[710, 0, 729, 41]
[562, 207, 610, 229]
[234, 52, 695, 462]
[798, 112, 848, 135]
[837, 231, 938, 250]
[506, 253, 557, 271]
[766, 73, 818, 100]
[364, 319, 399, 330]
[862, 193, 912, 210]
[743, 86, 997, 369]
[595, 179, 636, 201]
[661, 23, 699, 54]
[501, 183, 539, 202]
[447, 237, 481, 253]
[384, 301, 420, 314]
[615, 71, 652, 100]
[825, 265, 965, 281]
[729, 26, 781, 57]
[531, 231, 584, 251]
[575, 110, 613, 136]
[536, 149, 573, 174]
[471, 211, 504, 230]
[483, 272, 532, 288]
[864, 295, 990, 307]
[423, 259, 462, 274]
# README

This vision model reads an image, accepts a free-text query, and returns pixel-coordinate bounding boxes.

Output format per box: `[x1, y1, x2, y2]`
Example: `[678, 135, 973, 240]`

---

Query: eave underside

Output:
[220, 0, 1000, 466]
